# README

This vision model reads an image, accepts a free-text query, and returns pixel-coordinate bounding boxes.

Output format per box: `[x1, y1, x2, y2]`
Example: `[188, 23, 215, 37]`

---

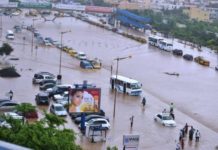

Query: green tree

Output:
[0, 113, 81, 150]
[0, 43, 13, 56]
[42, 112, 66, 128]
[15, 103, 36, 123]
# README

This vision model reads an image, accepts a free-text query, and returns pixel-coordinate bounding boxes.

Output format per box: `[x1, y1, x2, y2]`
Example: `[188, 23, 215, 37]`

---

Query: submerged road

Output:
[0, 13, 218, 150]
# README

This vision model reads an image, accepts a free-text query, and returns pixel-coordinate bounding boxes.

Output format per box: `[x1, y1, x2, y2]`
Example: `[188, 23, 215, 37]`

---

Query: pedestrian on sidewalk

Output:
[142, 97, 146, 107]
[130, 115, 134, 128]
[195, 130, 200, 142]
[8, 90, 13, 100]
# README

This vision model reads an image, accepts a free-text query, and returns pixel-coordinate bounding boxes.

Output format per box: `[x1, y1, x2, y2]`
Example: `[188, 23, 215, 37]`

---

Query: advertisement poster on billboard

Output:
[69, 88, 101, 113]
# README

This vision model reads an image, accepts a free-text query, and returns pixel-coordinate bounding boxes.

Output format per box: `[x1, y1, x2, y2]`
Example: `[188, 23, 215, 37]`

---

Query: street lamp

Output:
[58, 30, 71, 82]
[113, 55, 132, 118]
[31, 18, 40, 53]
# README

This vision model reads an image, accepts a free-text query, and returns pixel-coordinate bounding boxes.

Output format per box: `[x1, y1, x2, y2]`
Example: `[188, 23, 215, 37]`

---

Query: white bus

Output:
[110, 75, 142, 96]
[148, 36, 163, 47]
[158, 40, 173, 52]
[6, 30, 14, 40]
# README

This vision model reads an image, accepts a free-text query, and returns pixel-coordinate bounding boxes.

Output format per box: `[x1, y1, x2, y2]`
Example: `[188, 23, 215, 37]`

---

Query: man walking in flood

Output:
[8, 90, 13, 100]
[130, 115, 134, 128]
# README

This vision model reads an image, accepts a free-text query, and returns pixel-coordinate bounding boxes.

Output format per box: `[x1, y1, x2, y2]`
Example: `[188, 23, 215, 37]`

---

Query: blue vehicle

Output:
[80, 60, 93, 69]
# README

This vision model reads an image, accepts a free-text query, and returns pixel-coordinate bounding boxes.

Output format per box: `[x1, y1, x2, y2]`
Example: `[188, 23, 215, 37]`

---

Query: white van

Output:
[6, 30, 14, 40]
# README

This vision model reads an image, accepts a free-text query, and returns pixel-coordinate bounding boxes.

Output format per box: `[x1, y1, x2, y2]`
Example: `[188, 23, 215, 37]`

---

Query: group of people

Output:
[177, 123, 201, 150]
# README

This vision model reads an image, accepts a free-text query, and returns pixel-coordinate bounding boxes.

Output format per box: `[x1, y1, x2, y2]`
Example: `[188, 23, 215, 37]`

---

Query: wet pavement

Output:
[0, 13, 218, 150]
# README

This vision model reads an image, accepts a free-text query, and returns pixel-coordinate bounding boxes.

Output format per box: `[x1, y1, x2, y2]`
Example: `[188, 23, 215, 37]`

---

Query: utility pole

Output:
[31, 18, 39, 53]
[113, 56, 132, 118]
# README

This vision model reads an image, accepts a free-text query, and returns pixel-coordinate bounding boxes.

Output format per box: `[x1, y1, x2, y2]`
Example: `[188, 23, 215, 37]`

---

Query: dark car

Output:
[74, 114, 109, 124]
[40, 83, 55, 91]
[0, 99, 10, 105]
[48, 84, 72, 98]
[0, 101, 18, 111]
[183, 54, 193, 61]
[44, 37, 54, 43]
[39, 79, 56, 86]
[172, 49, 183, 56]
[14, 110, 38, 119]
[80, 60, 93, 69]
[35, 92, 49, 105]
[70, 109, 105, 120]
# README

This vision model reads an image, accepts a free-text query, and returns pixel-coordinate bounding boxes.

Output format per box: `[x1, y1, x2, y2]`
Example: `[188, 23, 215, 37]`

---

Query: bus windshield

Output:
[130, 83, 141, 89]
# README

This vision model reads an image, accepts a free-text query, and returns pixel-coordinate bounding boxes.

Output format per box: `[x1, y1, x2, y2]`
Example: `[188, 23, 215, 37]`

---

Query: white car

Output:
[76, 52, 87, 60]
[0, 118, 11, 128]
[53, 92, 69, 106]
[154, 113, 176, 127]
[4, 112, 24, 120]
[83, 118, 111, 130]
[50, 103, 67, 116]
[44, 39, 52, 46]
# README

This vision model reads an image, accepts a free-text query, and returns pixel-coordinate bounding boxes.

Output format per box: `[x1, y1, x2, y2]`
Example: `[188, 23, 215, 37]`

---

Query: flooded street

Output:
[0, 13, 218, 150]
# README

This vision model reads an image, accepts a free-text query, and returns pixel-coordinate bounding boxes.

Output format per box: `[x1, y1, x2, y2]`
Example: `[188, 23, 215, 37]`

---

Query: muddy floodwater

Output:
[0, 13, 218, 150]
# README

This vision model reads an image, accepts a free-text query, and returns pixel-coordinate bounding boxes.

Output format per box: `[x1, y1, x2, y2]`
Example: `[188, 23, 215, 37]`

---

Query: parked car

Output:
[0, 101, 18, 111]
[4, 112, 24, 120]
[74, 114, 109, 124]
[39, 79, 56, 86]
[32, 72, 55, 84]
[50, 103, 67, 116]
[0, 118, 11, 128]
[154, 113, 176, 127]
[44, 37, 54, 43]
[47, 84, 73, 98]
[194, 56, 210, 66]
[34, 31, 40, 37]
[44, 39, 52, 46]
[53, 91, 69, 102]
[172, 49, 183, 56]
[40, 83, 56, 91]
[80, 60, 93, 69]
[68, 49, 78, 57]
[0, 99, 10, 105]
[35, 92, 49, 105]
[63, 46, 72, 53]
[71, 109, 105, 119]
[89, 58, 102, 69]
[14, 109, 38, 119]
[80, 118, 111, 130]
[76, 52, 87, 60]
[183, 54, 193, 61]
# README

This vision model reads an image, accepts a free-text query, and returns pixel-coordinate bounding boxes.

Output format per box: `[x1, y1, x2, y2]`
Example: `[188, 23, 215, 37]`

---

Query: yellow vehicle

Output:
[68, 49, 77, 57]
[89, 58, 102, 69]
[63, 46, 72, 53]
[194, 56, 210, 66]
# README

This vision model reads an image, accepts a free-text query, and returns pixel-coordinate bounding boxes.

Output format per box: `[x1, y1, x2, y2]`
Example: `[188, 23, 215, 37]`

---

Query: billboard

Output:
[123, 134, 140, 149]
[69, 88, 101, 113]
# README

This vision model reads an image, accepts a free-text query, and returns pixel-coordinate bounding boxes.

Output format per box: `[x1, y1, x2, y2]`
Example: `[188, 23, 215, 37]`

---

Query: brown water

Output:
[0, 13, 218, 150]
